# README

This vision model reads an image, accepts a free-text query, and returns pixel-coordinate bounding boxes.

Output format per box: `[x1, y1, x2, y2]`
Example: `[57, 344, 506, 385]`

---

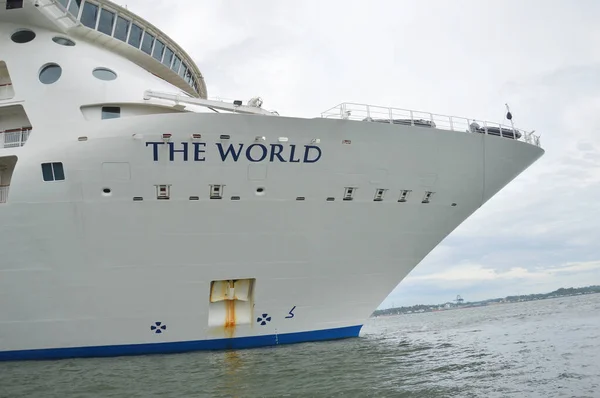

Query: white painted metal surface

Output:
[0, 0, 545, 360]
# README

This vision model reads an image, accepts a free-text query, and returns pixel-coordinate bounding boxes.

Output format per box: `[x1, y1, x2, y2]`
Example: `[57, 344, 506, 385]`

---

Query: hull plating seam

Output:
[0, 325, 363, 361]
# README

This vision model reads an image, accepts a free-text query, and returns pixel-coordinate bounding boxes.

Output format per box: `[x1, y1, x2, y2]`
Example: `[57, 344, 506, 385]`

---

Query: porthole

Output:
[102, 188, 111, 194]
[39, 63, 62, 85]
[92, 67, 117, 81]
[11, 29, 36, 44]
[52, 36, 75, 46]
[255, 187, 265, 196]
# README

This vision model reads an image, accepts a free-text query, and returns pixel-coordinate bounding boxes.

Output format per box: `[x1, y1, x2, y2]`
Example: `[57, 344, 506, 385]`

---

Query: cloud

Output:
[407, 261, 600, 283]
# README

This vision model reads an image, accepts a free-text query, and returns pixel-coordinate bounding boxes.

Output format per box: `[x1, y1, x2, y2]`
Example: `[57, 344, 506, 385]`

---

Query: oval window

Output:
[39, 64, 62, 84]
[52, 37, 76, 46]
[11, 29, 36, 44]
[92, 68, 117, 81]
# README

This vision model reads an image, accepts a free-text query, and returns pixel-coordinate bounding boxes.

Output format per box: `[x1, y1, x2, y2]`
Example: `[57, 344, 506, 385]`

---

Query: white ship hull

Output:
[0, 112, 543, 360]
[0, 0, 543, 360]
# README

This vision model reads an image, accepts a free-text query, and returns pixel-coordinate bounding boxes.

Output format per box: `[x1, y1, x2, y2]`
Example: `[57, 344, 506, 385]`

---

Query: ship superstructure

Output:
[0, 0, 544, 361]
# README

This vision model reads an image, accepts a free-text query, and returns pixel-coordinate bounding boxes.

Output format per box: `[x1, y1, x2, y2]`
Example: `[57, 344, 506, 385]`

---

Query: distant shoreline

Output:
[372, 285, 600, 317]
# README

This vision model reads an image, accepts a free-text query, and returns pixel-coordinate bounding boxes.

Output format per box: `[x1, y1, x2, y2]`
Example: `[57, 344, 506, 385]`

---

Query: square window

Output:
[6, 0, 24, 9]
[171, 56, 181, 74]
[114, 16, 130, 42]
[128, 23, 143, 48]
[141, 31, 155, 55]
[80, 1, 99, 29]
[102, 106, 120, 120]
[41, 162, 65, 182]
[98, 8, 115, 36]
[162, 47, 174, 68]
[68, 0, 82, 18]
[152, 39, 165, 62]
[41, 163, 53, 181]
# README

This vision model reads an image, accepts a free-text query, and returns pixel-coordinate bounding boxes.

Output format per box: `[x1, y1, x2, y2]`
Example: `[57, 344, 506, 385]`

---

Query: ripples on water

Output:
[1, 294, 599, 397]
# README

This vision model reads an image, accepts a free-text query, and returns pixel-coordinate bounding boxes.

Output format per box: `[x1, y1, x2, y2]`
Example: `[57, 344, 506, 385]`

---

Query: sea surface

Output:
[1, 294, 598, 398]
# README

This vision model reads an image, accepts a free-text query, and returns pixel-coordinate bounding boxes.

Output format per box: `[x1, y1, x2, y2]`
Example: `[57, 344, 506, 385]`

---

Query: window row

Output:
[38, 63, 117, 85]
[11, 29, 75, 47]
[56, 0, 200, 95]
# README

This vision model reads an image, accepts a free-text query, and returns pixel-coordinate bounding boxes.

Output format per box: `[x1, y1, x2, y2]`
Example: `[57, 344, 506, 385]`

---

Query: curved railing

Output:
[320, 103, 541, 147]
[45, 0, 205, 98]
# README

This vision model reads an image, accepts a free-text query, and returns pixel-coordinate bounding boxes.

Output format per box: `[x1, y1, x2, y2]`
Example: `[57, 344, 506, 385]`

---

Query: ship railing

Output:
[0, 186, 8, 204]
[0, 127, 31, 149]
[320, 102, 541, 147]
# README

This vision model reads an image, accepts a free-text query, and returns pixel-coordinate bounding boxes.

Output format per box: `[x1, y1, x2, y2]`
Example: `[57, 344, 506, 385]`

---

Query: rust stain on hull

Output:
[224, 298, 236, 338]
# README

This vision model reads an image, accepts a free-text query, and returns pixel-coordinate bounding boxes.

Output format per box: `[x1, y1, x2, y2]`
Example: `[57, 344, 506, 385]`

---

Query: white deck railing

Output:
[320, 103, 541, 147]
[0, 186, 8, 204]
[0, 128, 31, 149]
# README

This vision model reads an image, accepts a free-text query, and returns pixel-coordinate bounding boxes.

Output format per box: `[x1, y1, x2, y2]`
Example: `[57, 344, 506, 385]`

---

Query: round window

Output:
[11, 29, 36, 44]
[52, 36, 75, 46]
[92, 68, 117, 81]
[39, 64, 62, 85]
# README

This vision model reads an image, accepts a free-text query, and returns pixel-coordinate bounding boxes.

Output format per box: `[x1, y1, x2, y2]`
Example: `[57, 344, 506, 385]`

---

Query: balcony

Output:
[0, 185, 7, 203]
[0, 127, 30, 148]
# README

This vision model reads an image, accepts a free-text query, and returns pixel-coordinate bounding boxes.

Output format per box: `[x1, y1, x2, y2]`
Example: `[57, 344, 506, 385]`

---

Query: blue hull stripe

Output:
[0, 325, 362, 361]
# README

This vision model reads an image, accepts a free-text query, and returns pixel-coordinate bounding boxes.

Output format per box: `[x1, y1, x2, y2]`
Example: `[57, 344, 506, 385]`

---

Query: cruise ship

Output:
[0, 0, 544, 361]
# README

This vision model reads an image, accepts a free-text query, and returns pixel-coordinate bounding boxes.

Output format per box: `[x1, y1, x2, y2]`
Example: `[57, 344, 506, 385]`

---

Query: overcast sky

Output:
[122, 0, 600, 307]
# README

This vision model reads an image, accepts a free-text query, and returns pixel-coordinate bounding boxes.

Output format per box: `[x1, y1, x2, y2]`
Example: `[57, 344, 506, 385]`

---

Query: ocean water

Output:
[1, 294, 598, 398]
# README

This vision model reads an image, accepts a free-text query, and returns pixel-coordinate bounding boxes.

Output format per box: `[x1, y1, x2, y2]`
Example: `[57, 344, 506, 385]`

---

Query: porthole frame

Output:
[92, 67, 118, 81]
[38, 63, 63, 85]
[11, 28, 36, 44]
[52, 36, 76, 46]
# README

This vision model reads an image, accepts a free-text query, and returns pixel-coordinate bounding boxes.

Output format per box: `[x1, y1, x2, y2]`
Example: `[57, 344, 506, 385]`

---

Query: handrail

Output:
[144, 90, 278, 116]
[320, 102, 541, 147]
[0, 127, 31, 149]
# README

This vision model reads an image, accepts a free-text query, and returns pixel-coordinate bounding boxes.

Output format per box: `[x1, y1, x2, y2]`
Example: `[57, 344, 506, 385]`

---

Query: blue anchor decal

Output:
[257, 313, 271, 326]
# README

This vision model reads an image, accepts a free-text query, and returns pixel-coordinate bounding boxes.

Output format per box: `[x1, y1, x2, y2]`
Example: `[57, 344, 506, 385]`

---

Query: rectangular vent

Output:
[374, 188, 387, 202]
[343, 187, 356, 201]
[296, 197, 305, 201]
[189, 196, 199, 201]
[231, 196, 241, 201]
[133, 197, 144, 201]
[156, 184, 171, 200]
[398, 190, 412, 203]
[326, 197, 335, 202]
[220, 134, 230, 140]
[210, 184, 223, 199]
[422, 191, 435, 204]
